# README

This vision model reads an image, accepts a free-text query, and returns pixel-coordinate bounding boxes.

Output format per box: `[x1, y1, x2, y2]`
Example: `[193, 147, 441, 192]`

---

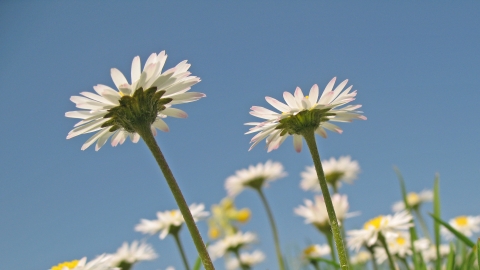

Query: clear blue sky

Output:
[1, 2, 479, 270]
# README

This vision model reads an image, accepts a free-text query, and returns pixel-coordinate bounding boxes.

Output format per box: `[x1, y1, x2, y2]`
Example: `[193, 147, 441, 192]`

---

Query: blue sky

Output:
[1, 2, 479, 270]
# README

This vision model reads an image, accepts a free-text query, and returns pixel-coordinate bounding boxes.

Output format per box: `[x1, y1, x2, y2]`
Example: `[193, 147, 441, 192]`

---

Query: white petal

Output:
[265, 96, 290, 112]
[294, 87, 305, 108]
[95, 129, 114, 151]
[67, 118, 108, 139]
[320, 77, 336, 99]
[110, 68, 129, 90]
[80, 128, 111, 150]
[162, 108, 188, 118]
[283, 91, 298, 109]
[293, 134, 302, 152]
[131, 56, 141, 83]
[309, 84, 319, 104]
[152, 118, 170, 132]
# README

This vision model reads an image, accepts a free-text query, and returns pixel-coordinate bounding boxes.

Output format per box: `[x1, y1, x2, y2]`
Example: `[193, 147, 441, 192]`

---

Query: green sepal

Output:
[429, 214, 475, 248]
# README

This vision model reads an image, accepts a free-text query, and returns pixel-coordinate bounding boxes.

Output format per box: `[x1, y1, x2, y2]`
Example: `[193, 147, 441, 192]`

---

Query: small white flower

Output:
[108, 241, 157, 267]
[246, 77, 365, 152]
[350, 251, 371, 265]
[392, 190, 433, 212]
[50, 255, 117, 270]
[208, 231, 257, 260]
[135, 203, 209, 239]
[302, 244, 331, 260]
[300, 156, 360, 191]
[374, 232, 411, 264]
[347, 211, 413, 251]
[226, 250, 265, 270]
[441, 215, 480, 239]
[225, 160, 286, 197]
[294, 194, 353, 231]
[66, 50, 204, 151]
[414, 238, 450, 263]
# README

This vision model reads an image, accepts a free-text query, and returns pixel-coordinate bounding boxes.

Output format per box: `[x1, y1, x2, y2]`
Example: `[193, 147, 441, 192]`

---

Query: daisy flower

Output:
[441, 215, 480, 239]
[350, 251, 371, 265]
[50, 255, 117, 270]
[135, 203, 209, 239]
[208, 198, 251, 240]
[347, 211, 413, 251]
[108, 241, 157, 267]
[374, 232, 411, 264]
[225, 160, 286, 197]
[392, 190, 433, 212]
[245, 77, 365, 152]
[300, 156, 360, 191]
[226, 250, 265, 270]
[413, 238, 450, 263]
[208, 231, 257, 260]
[302, 244, 331, 260]
[66, 50, 204, 151]
[294, 194, 353, 232]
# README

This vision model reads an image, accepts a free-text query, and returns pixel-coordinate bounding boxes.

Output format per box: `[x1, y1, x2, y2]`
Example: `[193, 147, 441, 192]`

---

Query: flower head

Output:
[300, 156, 360, 191]
[441, 215, 480, 239]
[51, 255, 117, 270]
[347, 211, 413, 251]
[226, 250, 265, 270]
[107, 241, 157, 268]
[135, 203, 209, 239]
[246, 77, 365, 152]
[208, 231, 257, 260]
[374, 232, 411, 264]
[66, 51, 204, 151]
[302, 244, 331, 260]
[208, 198, 251, 239]
[414, 238, 450, 263]
[225, 160, 286, 197]
[350, 251, 371, 265]
[392, 190, 433, 212]
[295, 194, 353, 232]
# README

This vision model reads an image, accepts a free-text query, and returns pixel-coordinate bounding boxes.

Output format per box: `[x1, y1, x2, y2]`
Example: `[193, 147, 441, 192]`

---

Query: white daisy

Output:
[108, 241, 157, 267]
[347, 211, 413, 251]
[294, 194, 353, 231]
[66, 50, 204, 151]
[441, 215, 480, 239]
[300, 156, 360, 191]
[225, 160, 287, 197]
[208, 231, 257, 260]
[413, 238, 450, 263]
[226, 250, 265, 270]
[50, 255, 117, 270]
[392, 190, 433, 212]
[246, 77, 366, 152]
[350, 251, 371, 265]
[135, 203, 209, 239]
[302, 244, 331, 260]
[374, 232, 411, 264]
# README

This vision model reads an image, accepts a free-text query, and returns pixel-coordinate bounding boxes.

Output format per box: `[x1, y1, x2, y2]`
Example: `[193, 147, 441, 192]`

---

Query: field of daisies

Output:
[51, 49, 480, 270]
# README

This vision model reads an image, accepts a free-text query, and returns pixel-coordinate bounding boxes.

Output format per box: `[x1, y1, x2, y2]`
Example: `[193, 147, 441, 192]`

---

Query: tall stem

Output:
[255, 188, 285, 270]
[172, 230, 191, 270]
[310, 260, 321, 270]
[136, 125, 215, 270]
[366, 245, 379, 270]
[378, 232, 396, 270]
[232, 249, 250, 270]
[302, 130, 349, 270]
[325, 231, 337, 262]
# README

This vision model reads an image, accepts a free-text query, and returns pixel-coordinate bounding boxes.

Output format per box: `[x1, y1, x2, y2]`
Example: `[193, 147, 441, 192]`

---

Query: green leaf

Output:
[429, 214, 475, 248]
[477, 238, 480, 270]
[446, 243, 456, 270]
[192, 255, 202, 270]
[433, 173, 442, 270]
[312, 257, 340, 269]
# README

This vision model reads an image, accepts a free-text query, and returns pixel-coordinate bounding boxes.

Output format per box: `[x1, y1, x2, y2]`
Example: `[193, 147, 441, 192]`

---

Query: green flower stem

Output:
[255, 188, 286, 270]
[232, 249, 250, 270]
[172, 230, 191, 270]
[325, 231, 337, 262]
[340, 225, 351, 266]
[136, 125, 215, 270]
[302, 130, 349, 270]
[378, 232, 396, 270]
[398, 256, 411, 270]
[366, 246, 379, 270]
[310, 260, 321, 270]
[414, 208, 431, 241]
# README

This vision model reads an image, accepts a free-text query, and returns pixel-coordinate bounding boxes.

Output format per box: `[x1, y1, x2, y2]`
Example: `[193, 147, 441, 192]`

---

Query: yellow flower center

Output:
[396, 236, 406, 245]
[208, 227, 220, 239]
[305, 95, 309, 99]
[407, 192, 420, 206]
[235, 209, 251, 223]
[170, 210, 178, 216]
[304, 245, 316, 256]
[454, 216, 468, 227]
[364, 216, 385, 230]
[51, 260, 79, 270]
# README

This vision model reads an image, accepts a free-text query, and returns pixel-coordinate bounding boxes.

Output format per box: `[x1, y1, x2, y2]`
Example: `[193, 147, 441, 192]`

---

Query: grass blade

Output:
[312, 257, 341, 269]
[433, 173, 441, 270]
[446, 243, 456, 270]
[429, 214, 475, 248]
